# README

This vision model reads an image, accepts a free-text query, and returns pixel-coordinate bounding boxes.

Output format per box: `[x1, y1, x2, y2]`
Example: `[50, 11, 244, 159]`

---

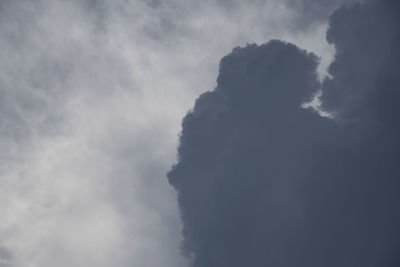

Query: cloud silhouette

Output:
[168, 1, 400, 266]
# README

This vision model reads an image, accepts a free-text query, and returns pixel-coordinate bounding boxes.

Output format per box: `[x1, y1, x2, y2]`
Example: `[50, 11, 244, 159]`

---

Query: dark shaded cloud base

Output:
[168, 1, 400, 266]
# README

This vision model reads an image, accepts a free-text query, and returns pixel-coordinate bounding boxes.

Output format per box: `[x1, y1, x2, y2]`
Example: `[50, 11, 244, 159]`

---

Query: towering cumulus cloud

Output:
[168, 0, 400, 266]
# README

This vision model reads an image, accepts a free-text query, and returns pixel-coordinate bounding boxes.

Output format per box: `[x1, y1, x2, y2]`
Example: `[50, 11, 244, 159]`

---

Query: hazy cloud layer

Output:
[169, 0, 400, 266]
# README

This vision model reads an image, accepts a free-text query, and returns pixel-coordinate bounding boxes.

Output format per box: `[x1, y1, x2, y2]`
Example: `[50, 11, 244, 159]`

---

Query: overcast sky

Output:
[2, 0, 399, 267]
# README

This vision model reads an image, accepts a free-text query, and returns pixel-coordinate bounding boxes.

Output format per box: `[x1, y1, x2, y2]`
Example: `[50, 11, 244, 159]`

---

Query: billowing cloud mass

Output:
[168, 0, 400, 266]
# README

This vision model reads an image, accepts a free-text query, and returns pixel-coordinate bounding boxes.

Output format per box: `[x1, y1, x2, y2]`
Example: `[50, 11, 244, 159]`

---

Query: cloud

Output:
[0, 0, 357, 266]
[321, 0, 400, 123]
[0, 247, 13, 267]
[168, 40, 337, 267]
[0, 1, 184, 266]
[168, 0, 400, 266]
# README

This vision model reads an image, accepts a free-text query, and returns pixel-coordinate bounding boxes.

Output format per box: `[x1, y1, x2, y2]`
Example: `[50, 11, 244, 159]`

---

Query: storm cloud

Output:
[168, 0, 400, 266]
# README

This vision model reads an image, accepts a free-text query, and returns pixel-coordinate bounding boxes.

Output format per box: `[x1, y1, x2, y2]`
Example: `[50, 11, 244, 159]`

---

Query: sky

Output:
[0, 0, 399, 267]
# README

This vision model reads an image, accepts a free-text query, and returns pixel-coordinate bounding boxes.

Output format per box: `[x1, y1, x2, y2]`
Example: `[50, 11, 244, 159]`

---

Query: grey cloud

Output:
[211, 0, 352, 30]
[168, 0, 400, 266]
[284, 0, 354, 28]
[0, 247, 13, 267]
[321, 0, 400, 123]
[0, 247, 12, 261]
[169, 40, 337, 267]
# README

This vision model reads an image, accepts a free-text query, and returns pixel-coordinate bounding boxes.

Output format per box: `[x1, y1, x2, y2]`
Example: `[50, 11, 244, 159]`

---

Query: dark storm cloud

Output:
[321, 0, 400, 123]
[169, 41, 337, 267]
[168, 0, 400, 266]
